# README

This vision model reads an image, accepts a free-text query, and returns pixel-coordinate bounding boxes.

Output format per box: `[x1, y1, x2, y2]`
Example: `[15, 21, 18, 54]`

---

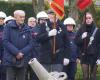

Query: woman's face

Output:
[85, 13, 93, 25]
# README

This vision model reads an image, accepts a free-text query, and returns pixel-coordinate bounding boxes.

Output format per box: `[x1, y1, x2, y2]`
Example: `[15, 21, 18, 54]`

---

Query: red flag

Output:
[77, 0, 92, 11]
[50, 0, 64, 20]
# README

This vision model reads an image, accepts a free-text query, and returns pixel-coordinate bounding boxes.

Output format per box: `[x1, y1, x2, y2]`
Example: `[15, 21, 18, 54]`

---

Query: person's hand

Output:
[96, 59, 100, 65]
[63, 58, 69, 66]
[16, 52, 24, 60]
[82, 32, 87, 39]
[48, 29, 57, 37]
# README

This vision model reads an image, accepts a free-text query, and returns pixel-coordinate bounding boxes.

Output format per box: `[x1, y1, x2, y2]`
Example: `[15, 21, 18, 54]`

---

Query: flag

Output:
[50, 0, 64, 20]
[77, 0, 92, 11]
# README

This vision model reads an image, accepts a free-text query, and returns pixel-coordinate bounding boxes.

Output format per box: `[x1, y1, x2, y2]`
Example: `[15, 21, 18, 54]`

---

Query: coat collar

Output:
[8, 20, 26, 29]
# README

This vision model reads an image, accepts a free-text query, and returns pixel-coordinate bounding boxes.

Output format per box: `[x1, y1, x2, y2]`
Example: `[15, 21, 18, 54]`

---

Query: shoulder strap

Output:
[88, 27, 98, 47]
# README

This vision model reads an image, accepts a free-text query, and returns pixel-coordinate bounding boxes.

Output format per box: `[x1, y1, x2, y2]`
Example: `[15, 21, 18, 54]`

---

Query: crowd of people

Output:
[0, 9, 100, 80]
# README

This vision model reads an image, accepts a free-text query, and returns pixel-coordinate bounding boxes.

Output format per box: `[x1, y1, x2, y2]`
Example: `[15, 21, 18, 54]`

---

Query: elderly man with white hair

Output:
[2, 10, 33, 80]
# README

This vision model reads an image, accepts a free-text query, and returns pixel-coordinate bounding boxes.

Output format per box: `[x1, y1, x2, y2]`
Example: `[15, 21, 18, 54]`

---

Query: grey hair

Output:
[14, 10, 25, 16]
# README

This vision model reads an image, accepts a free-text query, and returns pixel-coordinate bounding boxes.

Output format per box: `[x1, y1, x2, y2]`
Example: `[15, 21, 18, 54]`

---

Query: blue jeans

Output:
[0, 64, 6, 80]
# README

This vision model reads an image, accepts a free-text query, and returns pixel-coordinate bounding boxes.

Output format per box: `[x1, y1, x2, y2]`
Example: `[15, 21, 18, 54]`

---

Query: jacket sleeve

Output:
[95, 29, 100, 59]
[62, 26, 71, 59]
[3, 24, 19, 56]
[36, 32, 49, 43]
[74, 28, 83, 47]
[36, 23, 50, 43]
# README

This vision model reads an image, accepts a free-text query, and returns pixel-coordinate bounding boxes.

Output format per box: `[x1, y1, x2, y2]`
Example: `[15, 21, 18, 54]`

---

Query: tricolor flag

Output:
[77, 0, 92, 11]
[50, 0, 64, 20]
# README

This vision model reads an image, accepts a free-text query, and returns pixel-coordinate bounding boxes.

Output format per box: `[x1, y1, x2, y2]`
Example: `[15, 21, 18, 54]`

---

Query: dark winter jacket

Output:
[2, 20, 33, 67]
[67, 31, 79, 62]
[0, 25, 4, 60]
[94, 28, 100, 59]
[36, 20, 70, 64]
[75, 23, 100, 59]
[29, 25, 41, 59]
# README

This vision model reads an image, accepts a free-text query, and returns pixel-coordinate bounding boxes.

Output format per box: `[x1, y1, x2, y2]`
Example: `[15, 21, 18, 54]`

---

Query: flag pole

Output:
[53, 13, 56, 54]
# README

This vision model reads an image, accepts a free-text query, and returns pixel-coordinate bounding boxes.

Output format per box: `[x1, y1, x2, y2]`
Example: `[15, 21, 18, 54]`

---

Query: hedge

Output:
[0, 1, 35, 22]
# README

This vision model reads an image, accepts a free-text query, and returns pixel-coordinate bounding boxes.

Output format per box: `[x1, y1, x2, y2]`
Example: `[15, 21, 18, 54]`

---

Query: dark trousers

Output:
[6, 66, 26, 80]
[63, 62, 77, 80]
[0, 65, 6, 80]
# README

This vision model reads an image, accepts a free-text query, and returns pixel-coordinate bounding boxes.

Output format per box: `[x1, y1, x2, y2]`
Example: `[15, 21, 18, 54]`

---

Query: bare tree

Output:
[32, 0, 45, 14]
[68, 0, 78, 21]
[32, 0, 38, 14]
[38, 0, 45, 12]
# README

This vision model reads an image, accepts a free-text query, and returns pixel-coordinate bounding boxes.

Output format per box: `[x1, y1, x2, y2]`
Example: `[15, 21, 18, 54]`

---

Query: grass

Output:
[75, 63, 100, 80]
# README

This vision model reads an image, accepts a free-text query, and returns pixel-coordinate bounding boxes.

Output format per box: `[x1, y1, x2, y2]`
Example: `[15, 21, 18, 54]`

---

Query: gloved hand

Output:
[63, 58, 69, 66]
[82, 32, 87, 39]
[96, 59, 100, 65]
[48, 29, 57, 37]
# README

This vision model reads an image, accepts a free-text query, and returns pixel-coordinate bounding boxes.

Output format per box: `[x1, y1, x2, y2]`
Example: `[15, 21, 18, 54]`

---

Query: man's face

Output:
[15, 14, 25, 25]
[0, 18, 4, 25]
[85, 13, 93, 25]
[48, 14, 55, 22]
[48, 14, 58, 23]
[28, 19, 36, 27]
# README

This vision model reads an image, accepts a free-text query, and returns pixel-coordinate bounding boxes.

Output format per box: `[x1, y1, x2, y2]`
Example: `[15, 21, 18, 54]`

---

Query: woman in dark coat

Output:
[75, 12, 100, 80]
